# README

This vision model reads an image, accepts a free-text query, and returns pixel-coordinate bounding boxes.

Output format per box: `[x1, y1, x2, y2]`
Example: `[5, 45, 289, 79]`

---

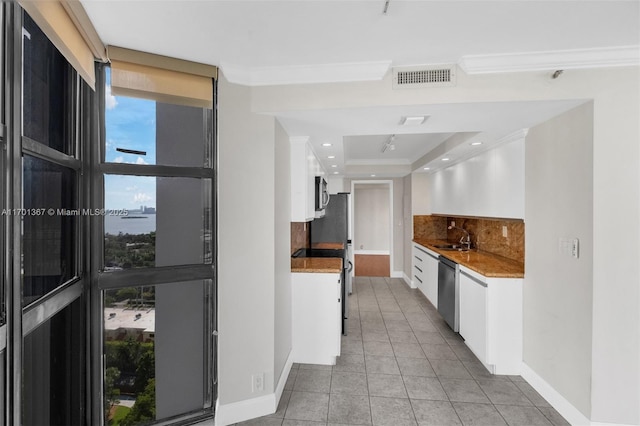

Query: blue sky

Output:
[104, 69, 157, 210]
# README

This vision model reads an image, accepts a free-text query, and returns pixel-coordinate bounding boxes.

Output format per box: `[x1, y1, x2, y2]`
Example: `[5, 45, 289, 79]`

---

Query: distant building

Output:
[104, 307, 155, 343]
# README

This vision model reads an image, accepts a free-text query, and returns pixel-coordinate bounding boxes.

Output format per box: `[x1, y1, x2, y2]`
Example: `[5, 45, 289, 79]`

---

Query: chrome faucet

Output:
[448, 225, 471, 251]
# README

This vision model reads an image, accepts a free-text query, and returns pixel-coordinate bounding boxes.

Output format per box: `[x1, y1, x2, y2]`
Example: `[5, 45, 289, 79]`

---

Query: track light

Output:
[381, 135, 396, 153]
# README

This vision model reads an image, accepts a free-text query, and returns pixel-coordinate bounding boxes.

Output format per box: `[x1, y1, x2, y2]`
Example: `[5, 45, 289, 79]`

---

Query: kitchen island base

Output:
[292, 272, 342, 365]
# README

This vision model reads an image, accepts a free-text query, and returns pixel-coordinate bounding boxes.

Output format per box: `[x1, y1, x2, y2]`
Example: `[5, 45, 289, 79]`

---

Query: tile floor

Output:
[234, 276, 570, 426]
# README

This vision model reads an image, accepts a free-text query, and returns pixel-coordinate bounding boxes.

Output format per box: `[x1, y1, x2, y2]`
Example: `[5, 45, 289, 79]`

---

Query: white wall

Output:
[589, 70, 639, 424]
[353, 184, 390, 251]
[403, 174, 412, 280]
[411, 172, 430, 215]
[392, 178, 404, 274]
[273, 120, 292, 387]
[217, 75, 276, 411]
[246, 66, 640, 424]
[328, 176, 346, 194]
[525, 103, 594, 418]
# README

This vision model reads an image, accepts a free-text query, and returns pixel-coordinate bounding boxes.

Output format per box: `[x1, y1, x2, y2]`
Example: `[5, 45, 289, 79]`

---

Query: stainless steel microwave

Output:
[315, 176, 329, 218]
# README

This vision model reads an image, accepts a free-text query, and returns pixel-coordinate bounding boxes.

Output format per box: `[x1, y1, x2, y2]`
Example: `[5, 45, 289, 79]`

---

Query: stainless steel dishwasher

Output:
[437, 256, 460, 332]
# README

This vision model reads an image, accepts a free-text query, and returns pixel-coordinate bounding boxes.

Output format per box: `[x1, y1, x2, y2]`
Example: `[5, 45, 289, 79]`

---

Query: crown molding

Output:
[459, 46, 640, 74]
[221, 60, 392, 86]
[496, 128, 529, 146]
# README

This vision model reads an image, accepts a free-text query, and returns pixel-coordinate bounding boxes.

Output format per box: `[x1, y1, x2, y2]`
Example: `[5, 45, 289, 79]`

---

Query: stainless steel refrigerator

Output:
[310, 192, 353, 334]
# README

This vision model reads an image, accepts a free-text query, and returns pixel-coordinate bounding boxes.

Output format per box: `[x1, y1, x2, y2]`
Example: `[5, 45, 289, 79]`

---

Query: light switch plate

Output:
[559, 237, 580, 258]
[572, 238, 579, 258]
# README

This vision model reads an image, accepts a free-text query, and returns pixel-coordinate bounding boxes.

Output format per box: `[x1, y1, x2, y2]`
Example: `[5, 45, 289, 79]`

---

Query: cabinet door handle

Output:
[338, 298, 341, 303]
[414, 255, 423, 262]
[414, 275, 423, 283]
[415, 266, 423, 273]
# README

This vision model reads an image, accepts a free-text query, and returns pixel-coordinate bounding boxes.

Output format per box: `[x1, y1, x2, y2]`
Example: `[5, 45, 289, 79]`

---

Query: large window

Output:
[19, 8, 87, 425]
[23, 297, 85, 426]
[98, 64, 215, 425]
[0, 5, 217, 425]
[22, 155, 77, 306]
[22, 13, 75, 156]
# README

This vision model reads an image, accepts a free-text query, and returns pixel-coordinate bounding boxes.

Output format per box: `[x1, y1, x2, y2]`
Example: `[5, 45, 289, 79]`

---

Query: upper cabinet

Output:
[291, 137, 325, 222]
[429, 133, 525, 219]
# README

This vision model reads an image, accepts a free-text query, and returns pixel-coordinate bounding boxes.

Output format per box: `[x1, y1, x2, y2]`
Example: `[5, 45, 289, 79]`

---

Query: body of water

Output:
[105, 214, 156, 235]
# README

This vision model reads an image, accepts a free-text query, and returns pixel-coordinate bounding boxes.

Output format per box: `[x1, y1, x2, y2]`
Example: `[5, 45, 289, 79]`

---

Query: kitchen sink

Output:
[432, 244, 463, 251]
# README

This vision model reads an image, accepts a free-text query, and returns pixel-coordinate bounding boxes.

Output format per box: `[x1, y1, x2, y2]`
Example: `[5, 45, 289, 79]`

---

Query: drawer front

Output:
[412, 244, 427, 288]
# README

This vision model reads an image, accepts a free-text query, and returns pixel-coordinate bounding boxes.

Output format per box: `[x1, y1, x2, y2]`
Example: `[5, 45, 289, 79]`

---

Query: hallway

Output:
[235, 277, 569, 425]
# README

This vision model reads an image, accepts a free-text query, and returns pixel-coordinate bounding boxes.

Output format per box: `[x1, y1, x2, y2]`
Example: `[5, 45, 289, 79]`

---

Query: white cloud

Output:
[113, 156, 124, 163]
[125, 186, 138, 192]
[135, 157, 148, 165]
[105, 85, 118, 110]
[133, 193, 153, 203]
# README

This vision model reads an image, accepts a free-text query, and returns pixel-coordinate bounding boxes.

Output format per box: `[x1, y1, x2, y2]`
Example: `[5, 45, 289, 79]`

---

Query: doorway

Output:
[351, 181, 393, 277]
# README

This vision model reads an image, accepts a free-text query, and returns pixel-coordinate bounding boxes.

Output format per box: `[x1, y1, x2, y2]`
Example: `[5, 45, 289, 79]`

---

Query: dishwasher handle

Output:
[438, 255, 458, 269]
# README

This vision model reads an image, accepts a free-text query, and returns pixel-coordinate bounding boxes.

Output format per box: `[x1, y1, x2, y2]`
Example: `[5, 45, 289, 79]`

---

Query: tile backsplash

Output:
[414, 215, 524, 264]
[291, 222, 310, 255]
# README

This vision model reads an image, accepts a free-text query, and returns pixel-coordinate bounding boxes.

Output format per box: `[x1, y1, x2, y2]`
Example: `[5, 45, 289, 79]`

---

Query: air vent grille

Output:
[393, 65, 456, 89]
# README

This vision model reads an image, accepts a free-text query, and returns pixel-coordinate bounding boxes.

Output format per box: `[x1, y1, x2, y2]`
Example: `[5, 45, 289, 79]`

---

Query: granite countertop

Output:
[291, 242, 345, 273]
[291, 257, 343, 273]
[413, 238, 524, 278]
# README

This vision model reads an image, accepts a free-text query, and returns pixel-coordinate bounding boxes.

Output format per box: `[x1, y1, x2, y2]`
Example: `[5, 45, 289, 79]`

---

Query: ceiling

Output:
[81, 0, 639, 178]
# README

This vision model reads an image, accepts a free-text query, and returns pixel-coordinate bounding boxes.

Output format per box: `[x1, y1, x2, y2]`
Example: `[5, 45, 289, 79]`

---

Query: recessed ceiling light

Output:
[322, 143, 332, 147]
[441, 158, 450, 162]
[423, 167, 430, 170]
[471, 142, 483, 146]
[400, 116, 428, 126]
[333, 171, 339, 175]
[327, 155, 335, 159]
[331, 165, 338, 168]
[371, 174, 376, 177]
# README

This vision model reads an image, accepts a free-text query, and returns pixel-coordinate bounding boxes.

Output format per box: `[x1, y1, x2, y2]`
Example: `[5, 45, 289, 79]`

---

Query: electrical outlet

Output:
[451, 220, 455, 227]
[252, 373, 264, 392]
[502, 226, 508, 237]
[572, 238, 579, 259]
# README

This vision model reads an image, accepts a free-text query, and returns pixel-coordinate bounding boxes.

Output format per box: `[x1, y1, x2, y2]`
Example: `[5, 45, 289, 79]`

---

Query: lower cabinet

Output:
[412, 243, 439, 307]
[292, 272, 342, 365]
[458, 266, 523, 374]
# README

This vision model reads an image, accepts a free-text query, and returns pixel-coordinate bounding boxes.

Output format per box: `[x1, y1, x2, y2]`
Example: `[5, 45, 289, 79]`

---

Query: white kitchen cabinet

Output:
[290, 137, 322, 222]
[458, 266, 522, 374]
[459, 270, 488, 364]
[429, 136, 525, 219]
[292, 272, 342, 365]
[412, 243, 439, 307]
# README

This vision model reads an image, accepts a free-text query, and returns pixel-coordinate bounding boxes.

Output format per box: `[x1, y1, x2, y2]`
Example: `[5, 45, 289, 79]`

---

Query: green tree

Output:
[121, 379, 156, 426]
[134, 349, 155, 394]
[105, 367, 121, 422]
[115, 287, 138, 302]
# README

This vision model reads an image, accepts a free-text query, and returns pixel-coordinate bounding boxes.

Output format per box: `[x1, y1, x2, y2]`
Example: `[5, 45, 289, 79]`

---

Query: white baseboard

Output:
[391, 270, 404, 279]
[401, 272, 412, 287]
[274, 350, 294, 405]
[520, 362, 592, 426]
[215, 351, 293, 426]
[214, 393, 275, 426]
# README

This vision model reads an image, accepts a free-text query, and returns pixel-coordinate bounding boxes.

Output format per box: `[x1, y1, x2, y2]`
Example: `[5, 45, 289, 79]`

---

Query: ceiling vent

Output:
[392, 65, 456, 89]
